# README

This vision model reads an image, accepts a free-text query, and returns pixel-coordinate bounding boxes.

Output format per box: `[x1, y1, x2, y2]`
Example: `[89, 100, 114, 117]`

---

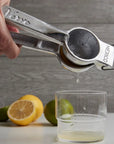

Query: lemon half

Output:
[19, 95, 43, 121]
[7, 100, 36, 126]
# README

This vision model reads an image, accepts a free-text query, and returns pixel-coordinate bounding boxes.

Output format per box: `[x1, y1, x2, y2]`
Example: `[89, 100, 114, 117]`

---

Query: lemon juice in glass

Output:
[55, 90, 107, 143]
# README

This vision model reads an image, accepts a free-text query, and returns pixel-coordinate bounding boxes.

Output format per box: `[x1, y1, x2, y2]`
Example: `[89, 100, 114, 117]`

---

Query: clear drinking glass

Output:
[55, 90, 107, 143]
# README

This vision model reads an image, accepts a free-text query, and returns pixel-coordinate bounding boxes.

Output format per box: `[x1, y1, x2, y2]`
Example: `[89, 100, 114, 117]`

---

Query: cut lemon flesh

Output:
[8, 100, 36, 125]
[20, 95, 43, 121]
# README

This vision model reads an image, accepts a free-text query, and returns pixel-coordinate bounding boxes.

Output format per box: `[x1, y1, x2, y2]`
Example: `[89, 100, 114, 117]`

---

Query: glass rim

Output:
[55, 90, 107, 95]
[57, 114, 106, 123]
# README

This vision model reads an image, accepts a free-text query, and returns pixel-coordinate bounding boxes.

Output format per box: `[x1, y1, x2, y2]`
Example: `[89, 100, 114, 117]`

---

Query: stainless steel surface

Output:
[64, 27, 114, 71]
[10, 32, 60, 55]
[2, 6, 66, 45]
[11, 32, 92, 73]
[3, 6, 114, 73]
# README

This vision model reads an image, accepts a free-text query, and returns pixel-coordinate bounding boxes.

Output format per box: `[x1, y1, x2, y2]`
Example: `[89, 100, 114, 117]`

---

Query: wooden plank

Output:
[0, 57, 114, 112]
[10, 0, 114, 24]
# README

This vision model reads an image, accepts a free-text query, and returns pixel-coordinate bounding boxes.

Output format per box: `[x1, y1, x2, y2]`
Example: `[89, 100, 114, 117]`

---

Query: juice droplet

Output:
[76, 73, 80, 84]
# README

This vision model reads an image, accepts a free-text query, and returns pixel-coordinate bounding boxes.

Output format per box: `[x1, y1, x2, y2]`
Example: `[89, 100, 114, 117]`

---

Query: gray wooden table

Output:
[0, 0, 114, 112]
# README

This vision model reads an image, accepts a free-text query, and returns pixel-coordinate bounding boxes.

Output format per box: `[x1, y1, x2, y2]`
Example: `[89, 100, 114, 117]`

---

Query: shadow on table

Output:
[0, 121, 55, 127]
[0, 121, 17, 127]
[29, 122, 56, 127]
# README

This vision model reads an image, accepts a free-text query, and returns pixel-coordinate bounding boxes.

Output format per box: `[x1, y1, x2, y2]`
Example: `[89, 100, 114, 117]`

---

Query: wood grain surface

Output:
[0, 0, 114, 112]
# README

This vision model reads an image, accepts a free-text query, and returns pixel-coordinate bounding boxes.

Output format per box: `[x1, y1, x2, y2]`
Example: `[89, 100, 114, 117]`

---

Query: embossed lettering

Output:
[103, 46, 110, 63]
[5, 8, 30, 25]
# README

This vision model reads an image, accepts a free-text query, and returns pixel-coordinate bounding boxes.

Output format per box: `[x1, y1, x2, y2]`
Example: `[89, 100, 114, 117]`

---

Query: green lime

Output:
[44, 100, 57, 126]
[44, 99, 74, 126]
[58, 99, 74, 116]
[0, 106, 9, 122]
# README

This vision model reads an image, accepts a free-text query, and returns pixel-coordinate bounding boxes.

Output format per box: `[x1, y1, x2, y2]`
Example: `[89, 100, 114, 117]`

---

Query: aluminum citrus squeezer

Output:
[2, 6, 114, 73]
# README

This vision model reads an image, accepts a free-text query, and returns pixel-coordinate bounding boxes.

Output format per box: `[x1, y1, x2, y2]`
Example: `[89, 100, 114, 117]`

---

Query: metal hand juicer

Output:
[2, 6, 114, 73]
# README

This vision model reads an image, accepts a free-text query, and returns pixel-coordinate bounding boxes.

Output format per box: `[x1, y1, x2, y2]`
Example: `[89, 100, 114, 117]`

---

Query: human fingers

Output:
[0, 14, 21, 59]
[0, 0, 10, 8]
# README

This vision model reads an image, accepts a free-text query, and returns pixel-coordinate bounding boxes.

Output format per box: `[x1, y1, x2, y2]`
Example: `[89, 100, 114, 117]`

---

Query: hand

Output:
[0, 0, 21, 59]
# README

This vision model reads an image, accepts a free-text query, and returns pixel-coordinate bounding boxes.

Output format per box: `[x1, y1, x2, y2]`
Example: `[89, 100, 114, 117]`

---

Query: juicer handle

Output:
[94, 41, 114, 71]
[95, 41, 114, 66]
[10, 32, 38, 48]
[2, 6, 67, 45]
[10, 32, 60, 54]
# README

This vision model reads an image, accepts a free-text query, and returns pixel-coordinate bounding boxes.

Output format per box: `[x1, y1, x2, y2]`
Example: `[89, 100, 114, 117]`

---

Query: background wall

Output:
[0, 0, 114, 111]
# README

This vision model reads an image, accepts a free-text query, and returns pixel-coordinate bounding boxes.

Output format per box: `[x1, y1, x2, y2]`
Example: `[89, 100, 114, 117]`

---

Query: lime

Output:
[58, 99, 74, 116]
[0, 106, 9, 122]
[44, 100, 57, 126]
[44, 99, 74, 126]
